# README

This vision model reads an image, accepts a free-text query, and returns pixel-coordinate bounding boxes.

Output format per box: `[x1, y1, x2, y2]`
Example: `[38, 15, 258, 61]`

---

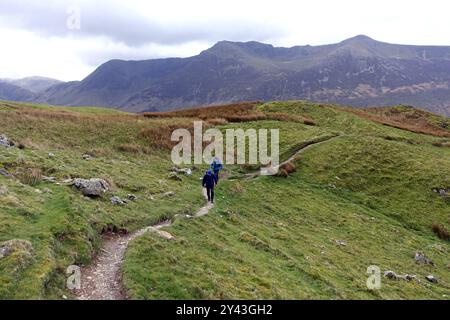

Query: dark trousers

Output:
[214, 171, 220, 182]
[206, 188, 215, 203]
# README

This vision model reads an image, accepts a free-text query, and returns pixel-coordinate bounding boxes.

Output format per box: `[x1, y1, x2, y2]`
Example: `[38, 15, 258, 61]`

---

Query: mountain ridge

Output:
[4, 36, 450, 115]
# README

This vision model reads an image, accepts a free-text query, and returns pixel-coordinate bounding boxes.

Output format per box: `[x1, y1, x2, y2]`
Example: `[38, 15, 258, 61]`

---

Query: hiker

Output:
[210, 157, 223, 182]
[202, 169, 218, 203]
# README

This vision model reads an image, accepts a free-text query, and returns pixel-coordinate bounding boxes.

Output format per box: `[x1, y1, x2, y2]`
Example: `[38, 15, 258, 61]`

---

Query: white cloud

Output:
[1, 0, 450, 81]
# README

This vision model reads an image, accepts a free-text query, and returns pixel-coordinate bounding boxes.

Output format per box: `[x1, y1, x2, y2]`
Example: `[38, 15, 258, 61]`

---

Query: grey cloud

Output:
[0, 0, 286, 46]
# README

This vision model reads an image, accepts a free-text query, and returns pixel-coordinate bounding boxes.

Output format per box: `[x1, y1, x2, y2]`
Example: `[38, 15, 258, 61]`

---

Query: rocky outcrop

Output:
[73, 178, 109, 197]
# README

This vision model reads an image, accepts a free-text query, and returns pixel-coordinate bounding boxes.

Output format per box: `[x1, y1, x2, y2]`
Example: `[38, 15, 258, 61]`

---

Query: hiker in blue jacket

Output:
[210, 157, 223, 182]
[202, 169, 218, 203]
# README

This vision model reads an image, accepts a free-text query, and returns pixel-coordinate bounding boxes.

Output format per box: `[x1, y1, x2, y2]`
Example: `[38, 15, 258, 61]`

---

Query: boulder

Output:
[0, 134, 14, 148]
[414, 252, 434, 266]
[73, 178, 109, 197]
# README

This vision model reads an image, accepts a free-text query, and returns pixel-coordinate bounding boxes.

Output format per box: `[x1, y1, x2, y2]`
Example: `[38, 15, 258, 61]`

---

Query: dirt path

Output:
[242, 135, 340, 180]
[75, 188, 213, 300]
[75, 136, 338, 300]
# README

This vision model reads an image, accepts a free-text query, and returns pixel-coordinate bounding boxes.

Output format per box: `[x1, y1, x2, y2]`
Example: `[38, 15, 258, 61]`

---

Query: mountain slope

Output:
[32, 36, 450, 115]
[0, 82, 35, 102]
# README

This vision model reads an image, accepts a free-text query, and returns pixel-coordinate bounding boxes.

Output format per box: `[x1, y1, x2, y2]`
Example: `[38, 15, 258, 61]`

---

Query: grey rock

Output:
[0, 246, 12, 259]
[0, 134, 14, 148]
[73, 178, 109, 197]
[414, 252, 435, 266]
[384, 271, 398, 280]
[0, 168, 12, 178]
[127, 194, 137, 201]
[335, 240, 347, 246]
[82, 153, 92, 160]
[110, 196, 126, 205]
[163, 191, 175, 197]
[170, 167, 192, 176]
[433, 188, 450, 197]
[399, 274, 416, 282]
[42, 176, 56, 183]
[48, 152, 55, 158]
[168, 172, 182, 181]
[426, 275, 438, 283]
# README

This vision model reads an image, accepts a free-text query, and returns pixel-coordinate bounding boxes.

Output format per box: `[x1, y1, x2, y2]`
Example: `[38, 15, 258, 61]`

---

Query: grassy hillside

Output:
[0, 101, 205, 299]
[123, 101, 450, 300]
[0, 100, 449, 299]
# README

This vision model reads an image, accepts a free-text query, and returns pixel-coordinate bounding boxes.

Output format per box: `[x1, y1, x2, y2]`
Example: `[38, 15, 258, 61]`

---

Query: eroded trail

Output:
[75, 189, 213, 300]
[243, 135, 340, 180]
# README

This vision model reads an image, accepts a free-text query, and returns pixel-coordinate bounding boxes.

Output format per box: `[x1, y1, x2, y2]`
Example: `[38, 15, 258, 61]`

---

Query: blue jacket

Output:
[210, 160, 223, 173]
[202, 171, 218, 189]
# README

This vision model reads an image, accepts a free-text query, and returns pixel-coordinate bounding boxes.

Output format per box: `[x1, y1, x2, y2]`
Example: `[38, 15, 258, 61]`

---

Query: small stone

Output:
[48, 152, 55, 158]
[127, 194, 137, 201]
[43, 176, 56, 183]
[110, 196, 126, 205]
[0, 134, 15, 148]
[425, 275, 438, 283]
[414, 252, 434, 266]
[384, 271, 398, 280]
[399, 274, 416, 282]
[335, 240, 347, 246]
[168, 172, 182, 181]
[163, 191, 175, 197]
[0, 168, 12, 178]
[82, 154, 92, 160]
[62, 295, 67, 300]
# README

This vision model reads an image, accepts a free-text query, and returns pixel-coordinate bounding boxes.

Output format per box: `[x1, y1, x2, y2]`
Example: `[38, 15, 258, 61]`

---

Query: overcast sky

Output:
[1, 0, 450, 81]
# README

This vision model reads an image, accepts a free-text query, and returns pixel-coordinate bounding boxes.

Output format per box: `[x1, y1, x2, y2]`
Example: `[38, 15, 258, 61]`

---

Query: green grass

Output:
[123, 101, 450, 300]
[1, 100, 449, 300]
[0, 101, 205, 299]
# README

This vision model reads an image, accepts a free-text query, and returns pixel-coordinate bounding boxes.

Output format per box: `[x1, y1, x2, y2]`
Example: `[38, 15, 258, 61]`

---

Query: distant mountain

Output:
[1, 76, 63, 93]
[28, 36, 450, 115]
[0, 81, 35, 102]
